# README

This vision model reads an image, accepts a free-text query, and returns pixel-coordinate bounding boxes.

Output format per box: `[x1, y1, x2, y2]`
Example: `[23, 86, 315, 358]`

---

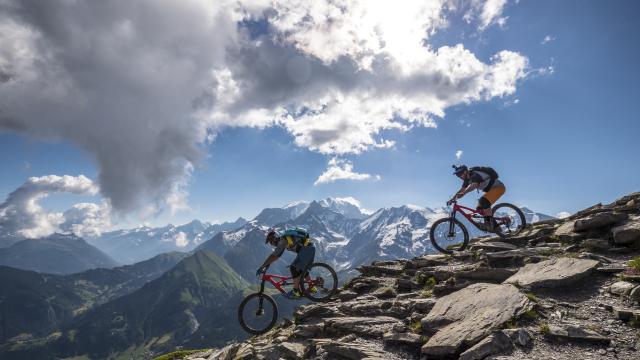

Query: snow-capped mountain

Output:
[88, 217, 247, 264]
[196, 198, 555, 281]
[282, 197, 372, 221]
[344, 205, 441, 270]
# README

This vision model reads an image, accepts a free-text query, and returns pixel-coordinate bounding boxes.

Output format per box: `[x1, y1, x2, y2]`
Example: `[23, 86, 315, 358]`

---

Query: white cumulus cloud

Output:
[455, 150, 463, 159]
[1, 0, 530, 213]
[314, 158, 380, 185]
[0, 175, 108, 238]
[556, 211, 571, 219]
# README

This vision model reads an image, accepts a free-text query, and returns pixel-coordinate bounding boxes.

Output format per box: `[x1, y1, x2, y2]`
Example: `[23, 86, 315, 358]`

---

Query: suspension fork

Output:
[448, 208, 457, 236]
[257, 277, 266, 309]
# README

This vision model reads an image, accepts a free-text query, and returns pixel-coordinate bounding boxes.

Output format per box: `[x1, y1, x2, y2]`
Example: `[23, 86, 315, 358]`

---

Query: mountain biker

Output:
[257, 227, 315, 299]
[450, 165, 505, 230]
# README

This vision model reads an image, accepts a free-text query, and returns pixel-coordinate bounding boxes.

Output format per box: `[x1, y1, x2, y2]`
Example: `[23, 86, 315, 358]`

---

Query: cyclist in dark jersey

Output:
[257, 228, 316, 299]
[451, 165, 506, 230]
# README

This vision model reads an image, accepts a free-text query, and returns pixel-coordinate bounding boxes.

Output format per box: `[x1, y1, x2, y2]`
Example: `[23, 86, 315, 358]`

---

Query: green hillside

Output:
[0, 252, 189, 359]
[48, 250, 249, 359]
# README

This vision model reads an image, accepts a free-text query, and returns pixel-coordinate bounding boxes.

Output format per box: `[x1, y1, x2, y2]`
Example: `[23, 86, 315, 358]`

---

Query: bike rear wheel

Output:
[238, 292, 278, 335]
[300, 262, 338, 302]
[430, 218, 469, 254]
[492, 203, 526, 238]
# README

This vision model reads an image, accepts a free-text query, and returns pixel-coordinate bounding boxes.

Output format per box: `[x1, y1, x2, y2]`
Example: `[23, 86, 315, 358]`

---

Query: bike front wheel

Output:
[429, 218, 469, 254]
[238, 292, 278, 335]
[300, 262, 338, 302]
[492, 203, 526, 238]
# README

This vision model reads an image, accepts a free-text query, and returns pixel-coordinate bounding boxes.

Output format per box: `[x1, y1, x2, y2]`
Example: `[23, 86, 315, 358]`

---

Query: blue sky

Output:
[1, 0, 639, 230]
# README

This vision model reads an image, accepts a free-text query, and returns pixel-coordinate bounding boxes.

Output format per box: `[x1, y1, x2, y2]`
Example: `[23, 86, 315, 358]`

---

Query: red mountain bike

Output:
[429, 200, 526, 254]
[238, 262, 338, 335]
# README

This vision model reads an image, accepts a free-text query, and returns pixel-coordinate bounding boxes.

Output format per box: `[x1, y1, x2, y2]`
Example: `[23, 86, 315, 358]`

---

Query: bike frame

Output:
[258, 271, 314, 295]
[259, 273, 295, 294]
[448, 201, 510, 232]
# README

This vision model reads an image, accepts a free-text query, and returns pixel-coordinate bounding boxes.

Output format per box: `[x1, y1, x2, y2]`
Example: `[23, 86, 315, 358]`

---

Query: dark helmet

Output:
[452, 164, 468, 176]
[265, 230, 278, 244]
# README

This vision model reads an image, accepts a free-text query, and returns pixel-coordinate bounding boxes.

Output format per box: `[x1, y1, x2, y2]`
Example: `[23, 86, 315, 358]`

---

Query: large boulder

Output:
[574, 212, 628, 232]
[486, 248, 547, 268]
[554, 221, 585, 243]
[612, 217, 640, 245]
[420, 283, 530, 357]
[504, 257, 599, 288]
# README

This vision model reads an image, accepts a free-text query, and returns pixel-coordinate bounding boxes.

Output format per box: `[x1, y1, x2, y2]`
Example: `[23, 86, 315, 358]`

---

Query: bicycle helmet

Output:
[452, 164, 468, 176]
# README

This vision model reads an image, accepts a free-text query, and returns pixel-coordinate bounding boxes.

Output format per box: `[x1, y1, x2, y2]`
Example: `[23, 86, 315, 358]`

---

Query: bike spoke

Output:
[240, 294, 276, 333]
[302, 263, 338, 301]
[431, 220, 466, 251]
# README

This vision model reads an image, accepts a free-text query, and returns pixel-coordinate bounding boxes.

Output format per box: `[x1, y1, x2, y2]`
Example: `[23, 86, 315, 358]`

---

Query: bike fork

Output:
[256, 279, 266, 314]
[447, 212, 456, 237]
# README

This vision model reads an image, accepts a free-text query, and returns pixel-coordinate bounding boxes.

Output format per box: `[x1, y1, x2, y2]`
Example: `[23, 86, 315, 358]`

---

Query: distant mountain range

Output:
[197, 198, 553, 282]
[0, 233, 118, 274]
[86, 217, 247, 264]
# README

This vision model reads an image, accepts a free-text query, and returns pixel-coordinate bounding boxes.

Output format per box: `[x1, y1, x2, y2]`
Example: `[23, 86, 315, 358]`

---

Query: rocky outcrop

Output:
[612, 216, 640, 246]
[420, 283, 530, 357]
[505, 257, 600, 288]
[177, 192, 640, 360]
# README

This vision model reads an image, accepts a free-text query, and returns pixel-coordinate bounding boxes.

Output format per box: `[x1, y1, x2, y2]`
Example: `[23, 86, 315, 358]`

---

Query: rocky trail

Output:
[179, 192, 640, 360]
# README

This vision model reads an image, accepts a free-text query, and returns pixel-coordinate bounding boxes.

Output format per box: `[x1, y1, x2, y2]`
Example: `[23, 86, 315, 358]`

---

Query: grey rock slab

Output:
[415, 264, 478, 282]
[546, 325, 610, 344]
[295, 304, 342, 323]
[582, 238, 610, 250]
[609, 281, 636, 296]
[469, 241, 518, 252]
[371, 286, 397, 299]
[455, 267, 517, 283]
[486, 248, 547, 268]
[383, 331, 423, 347]
[574, 212, 628, 231]
[459, 331, 513, 360]
[596, 265, 627, 274]
[554, 221, 586, 243]
[504, 257, 600, 288]
[612, 217, 640, 245]
[275, 342, 306, 359]
[337, 299, 409, 319]
[502, 328, 533, 347]
[404, 254, 449, 269]
[317, 341, 390, 360]
[421, 283, 530, 357]
[337, 290, 359, 302]
[293, 322, 325, 338]
[357, 264, 404, 277]
[410, 298, 436, 313]
[324, 316, 402, 337]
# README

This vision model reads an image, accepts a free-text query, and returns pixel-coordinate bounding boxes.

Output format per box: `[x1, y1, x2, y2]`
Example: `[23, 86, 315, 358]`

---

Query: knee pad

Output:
[477, 197, 491, 210]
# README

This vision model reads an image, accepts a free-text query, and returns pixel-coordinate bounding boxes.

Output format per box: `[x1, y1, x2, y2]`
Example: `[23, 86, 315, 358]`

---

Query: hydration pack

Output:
[283, 227, 310, 250]
[470, 166, 499, 191]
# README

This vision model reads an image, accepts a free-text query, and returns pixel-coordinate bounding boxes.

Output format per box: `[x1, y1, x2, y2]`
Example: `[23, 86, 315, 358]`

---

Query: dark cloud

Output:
[0, 0, 236, 212]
